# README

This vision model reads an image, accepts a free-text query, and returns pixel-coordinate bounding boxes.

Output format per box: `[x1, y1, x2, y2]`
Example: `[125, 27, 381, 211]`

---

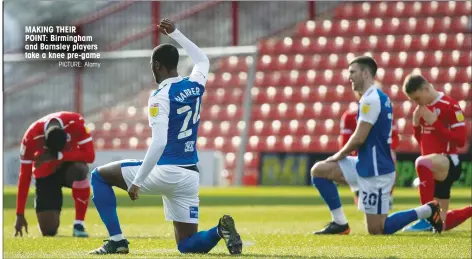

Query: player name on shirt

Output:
[175, 87, 201, 102]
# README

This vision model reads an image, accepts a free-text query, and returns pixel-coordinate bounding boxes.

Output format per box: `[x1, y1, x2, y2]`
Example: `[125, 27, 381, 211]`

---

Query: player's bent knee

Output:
[311, 161, 328, 178]
[41, 229, 58, 237]
[38, 222, 59, 237]
[370, 230, 383, 235]
[415, 156, 433, 170]
[310, 163, 318, 177]
[365, 214, 386, 235]
[71, 162, 89, 180]
[91, 164, 128, 190]
[367, 227, 383, 235]
[92, 167, 102, 178]
[91, 168, 104, 185]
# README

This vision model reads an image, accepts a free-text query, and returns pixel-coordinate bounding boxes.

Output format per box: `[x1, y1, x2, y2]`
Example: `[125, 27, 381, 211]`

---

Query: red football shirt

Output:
[340, 108, 399, 155]
[414, 93, 466, 155]
[16, 111, 95, 214]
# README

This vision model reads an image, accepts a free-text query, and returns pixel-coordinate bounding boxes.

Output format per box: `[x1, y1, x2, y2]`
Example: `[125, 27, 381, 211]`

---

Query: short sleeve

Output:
[148, 92, 170, 127]
[358, 94, 381, 125]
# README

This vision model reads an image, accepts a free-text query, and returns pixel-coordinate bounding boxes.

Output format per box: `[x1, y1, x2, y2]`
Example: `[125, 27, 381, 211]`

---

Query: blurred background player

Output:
[310, 56, 443, 235]
[401, 74, 472, 232]
[340, 88, 400, 207]
[15, 111, 95, 237]
[89, 19, 242, 255]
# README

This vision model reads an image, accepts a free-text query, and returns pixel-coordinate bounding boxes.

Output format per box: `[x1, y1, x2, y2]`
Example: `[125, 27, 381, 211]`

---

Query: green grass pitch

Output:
[3, 186, 471, 259]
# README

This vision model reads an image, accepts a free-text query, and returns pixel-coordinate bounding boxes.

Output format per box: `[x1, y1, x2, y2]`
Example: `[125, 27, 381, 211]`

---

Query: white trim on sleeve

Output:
[451, 122, 465, 128]
[77, 137, 93, 145]
[20, 159, 33, 164]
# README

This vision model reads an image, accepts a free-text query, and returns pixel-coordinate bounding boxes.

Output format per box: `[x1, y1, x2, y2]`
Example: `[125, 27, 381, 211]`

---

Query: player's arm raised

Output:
[421, 104, 466, 147]
[15, 140, 33, 237]
[159, 18, 209, 86]
[129, 95, 170, 200]
[330, 96, 380, 161]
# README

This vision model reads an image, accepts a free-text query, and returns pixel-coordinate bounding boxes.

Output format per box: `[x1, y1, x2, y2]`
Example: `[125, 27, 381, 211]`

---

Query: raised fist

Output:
[157, 18, 176, 35]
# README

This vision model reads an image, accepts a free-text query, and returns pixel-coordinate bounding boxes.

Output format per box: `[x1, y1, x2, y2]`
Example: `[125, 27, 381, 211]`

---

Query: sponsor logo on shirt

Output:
[190, 206, 199, 219]
[361, 104, 371, 114]
[149, 103, 159, 117]
[455, 111, 464, 122]
[185, 141, 195, 152]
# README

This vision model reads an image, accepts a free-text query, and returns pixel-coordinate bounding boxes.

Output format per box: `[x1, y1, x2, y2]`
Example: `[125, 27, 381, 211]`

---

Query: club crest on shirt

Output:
[361, 104, 370, 114]
[434, 108, 441, 116]
[149, 103, 159, 117]
[455, 111, 464, 122]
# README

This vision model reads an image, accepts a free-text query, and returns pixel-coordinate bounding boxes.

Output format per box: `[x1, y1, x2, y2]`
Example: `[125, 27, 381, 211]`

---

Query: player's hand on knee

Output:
[157, 18, 176, 35]
[14, 214, 28, 237]
[128, 184, 140, 201]
[326, 156, 335, 162]
[326, 153, 345, 163]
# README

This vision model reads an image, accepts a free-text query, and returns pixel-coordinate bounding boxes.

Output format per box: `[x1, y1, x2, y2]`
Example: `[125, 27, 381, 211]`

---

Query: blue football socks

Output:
[177, 226, 221, 253]
[312, 177, 348, 225]
[91, 169, 123, 238]
[312, 177, 342, 210]
[384, 209, 419, 234]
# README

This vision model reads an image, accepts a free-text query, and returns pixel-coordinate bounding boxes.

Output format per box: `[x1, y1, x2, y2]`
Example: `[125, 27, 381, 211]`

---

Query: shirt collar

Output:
[159, 76, 183, 89]
[428, 92, 444, 106]
[360, 84, 378, 101]
[44, 117, 64, 133]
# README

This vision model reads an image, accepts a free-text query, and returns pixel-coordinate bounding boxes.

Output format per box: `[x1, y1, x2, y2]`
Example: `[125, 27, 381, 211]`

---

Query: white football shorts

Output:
[120, 159, 200, 224]
[338, 156, 395, 215]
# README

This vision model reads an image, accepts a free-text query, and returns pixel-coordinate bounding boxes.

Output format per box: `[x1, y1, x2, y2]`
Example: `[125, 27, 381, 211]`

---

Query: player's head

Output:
[150, 43, 179, 84]
[402, 74, 435, 105]
[45, 119, 67, 153]
[348, 56, 378, 92]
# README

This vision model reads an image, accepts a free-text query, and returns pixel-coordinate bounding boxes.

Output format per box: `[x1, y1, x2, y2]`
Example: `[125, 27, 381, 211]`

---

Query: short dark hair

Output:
[151, 43, 179, 71]
[403, 74, 428, 94]
[45, 126, 67, 153]
[349, 56, 378, 77]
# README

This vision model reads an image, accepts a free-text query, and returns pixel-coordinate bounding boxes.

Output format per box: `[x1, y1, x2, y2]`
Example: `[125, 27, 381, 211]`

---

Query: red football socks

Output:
[415, 164, 435, 204]
[72, 180, 91, 221]
[445, 206, 472, 231]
